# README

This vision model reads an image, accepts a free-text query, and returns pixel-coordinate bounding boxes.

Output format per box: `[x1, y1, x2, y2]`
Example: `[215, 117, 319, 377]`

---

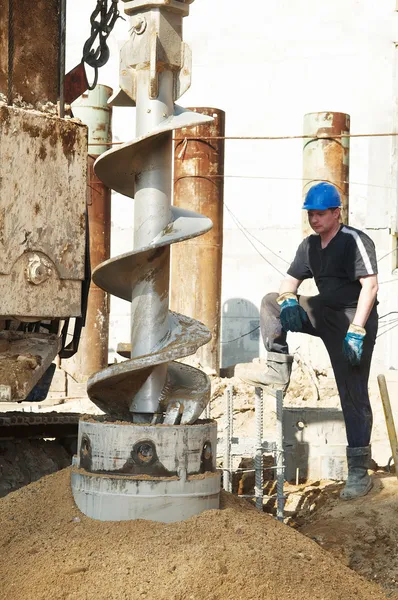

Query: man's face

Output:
[307, 208, 340, 235]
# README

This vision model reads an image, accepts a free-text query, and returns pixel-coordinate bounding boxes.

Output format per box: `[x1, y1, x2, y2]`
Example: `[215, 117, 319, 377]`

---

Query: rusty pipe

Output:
[79, 155, 111, 378]
[64, 85, 112, 381]
[171, 108, 225, 375]
[302, 112, 350, 238]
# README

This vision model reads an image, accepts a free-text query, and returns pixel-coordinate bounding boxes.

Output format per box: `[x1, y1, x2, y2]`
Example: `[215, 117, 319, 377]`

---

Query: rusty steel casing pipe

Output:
[71, 0, 221, 522]
[171, 108, 225, 375]
[302, 112, 350, 238]
[65, 85, 112, 382]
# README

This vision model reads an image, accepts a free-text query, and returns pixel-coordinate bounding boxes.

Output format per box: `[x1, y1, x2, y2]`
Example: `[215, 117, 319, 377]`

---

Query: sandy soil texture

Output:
[0, 468, 390, 600]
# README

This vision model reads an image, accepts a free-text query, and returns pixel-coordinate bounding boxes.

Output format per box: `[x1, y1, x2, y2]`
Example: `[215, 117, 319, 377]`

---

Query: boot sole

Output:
[340, 478, 373, 501]
[236, 374, 287, 391]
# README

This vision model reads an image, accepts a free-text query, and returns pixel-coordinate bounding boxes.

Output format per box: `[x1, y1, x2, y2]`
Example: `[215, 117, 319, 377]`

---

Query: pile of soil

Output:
[298, 474, 398, 595]
[0, 468, 391, 600]
[0, 439, 71, 498]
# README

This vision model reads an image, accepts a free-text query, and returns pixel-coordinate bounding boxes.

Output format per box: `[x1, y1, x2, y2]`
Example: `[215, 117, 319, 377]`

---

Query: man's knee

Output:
[261, 292, 279, 313]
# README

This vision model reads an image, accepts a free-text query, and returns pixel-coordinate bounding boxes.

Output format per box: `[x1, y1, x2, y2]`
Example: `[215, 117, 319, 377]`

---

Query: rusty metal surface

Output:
[0, 0, 60, 105]
[171, 107, 225, 374]
[64, 63, 89, 106]
[0, 331, 61, 401]
[64, 156, 111, 382]
[0, 106, 87, 317]
[82, 156, 111, 374]
[90, 0, 214, 424]
[302, 112, 350, 237]
[65, 87, 112, 383]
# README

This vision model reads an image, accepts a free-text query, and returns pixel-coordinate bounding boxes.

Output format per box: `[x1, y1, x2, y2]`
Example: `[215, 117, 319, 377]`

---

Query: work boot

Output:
[235, 352, 293, 392]
[340, 446, 373, 500]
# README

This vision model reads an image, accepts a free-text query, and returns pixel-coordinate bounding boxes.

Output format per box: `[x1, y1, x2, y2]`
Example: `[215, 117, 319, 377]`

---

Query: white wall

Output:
[66, 0, 398, 373]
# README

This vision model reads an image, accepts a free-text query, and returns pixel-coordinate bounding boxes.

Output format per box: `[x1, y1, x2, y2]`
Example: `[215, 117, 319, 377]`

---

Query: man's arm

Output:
[343, 274, 378, 366]
[352, 274, 379, 328]
[279, 275, 302, 296]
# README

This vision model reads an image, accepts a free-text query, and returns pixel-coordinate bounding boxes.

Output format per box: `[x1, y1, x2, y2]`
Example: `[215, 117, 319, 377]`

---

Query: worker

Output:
[236, 182, 379, 500]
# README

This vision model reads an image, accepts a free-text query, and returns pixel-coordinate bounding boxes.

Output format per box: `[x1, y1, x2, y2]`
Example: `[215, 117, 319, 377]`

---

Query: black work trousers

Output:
[260, 293, 378, 448]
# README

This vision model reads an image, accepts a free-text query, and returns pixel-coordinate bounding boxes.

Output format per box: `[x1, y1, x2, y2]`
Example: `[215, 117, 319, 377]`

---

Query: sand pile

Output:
[298, 474, 398, 594]
[0, 469, 390, 600]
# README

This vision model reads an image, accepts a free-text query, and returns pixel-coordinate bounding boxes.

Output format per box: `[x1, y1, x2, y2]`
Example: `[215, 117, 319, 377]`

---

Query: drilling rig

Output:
[71, 0, 221, 522]
[0, 0, 91, 446]
[0, 0, 220, 517]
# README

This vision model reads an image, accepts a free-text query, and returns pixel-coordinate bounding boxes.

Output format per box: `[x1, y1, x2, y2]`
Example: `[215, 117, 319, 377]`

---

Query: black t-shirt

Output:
[287, 225, 378, 309]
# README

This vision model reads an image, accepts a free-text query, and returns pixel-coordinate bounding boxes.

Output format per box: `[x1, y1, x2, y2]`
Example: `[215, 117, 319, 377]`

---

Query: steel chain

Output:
[82, 0, 123, 90]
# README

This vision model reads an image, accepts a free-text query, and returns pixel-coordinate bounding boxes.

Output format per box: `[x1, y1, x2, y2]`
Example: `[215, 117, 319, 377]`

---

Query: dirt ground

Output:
[295, 474, 398, 596]
[210, 371, 398, 597]
[0, 468, 392, 600]
[1, 370, 397, 598]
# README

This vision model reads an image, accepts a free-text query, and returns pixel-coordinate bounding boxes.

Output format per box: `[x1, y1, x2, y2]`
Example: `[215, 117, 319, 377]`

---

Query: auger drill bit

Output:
[71, 0, 221, 522]
[89, 0, 213, 425]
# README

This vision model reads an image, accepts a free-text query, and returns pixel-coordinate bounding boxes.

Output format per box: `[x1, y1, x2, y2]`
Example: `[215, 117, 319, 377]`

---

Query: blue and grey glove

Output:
[343, 324, 366, 366]
[277, 293, 310, 332]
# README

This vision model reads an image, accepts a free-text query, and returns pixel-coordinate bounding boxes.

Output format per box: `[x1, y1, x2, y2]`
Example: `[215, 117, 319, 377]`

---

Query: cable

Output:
[221, 312, 398, 345]
[224, 204, 291, 266]
[378, 311, 398, 320]
[173, 132, 398, 141]
[224, 203, 286, 277]
[378, 278, 398, 285]
[377, 247, 398, 262]
[90, 131, 398, 144]
[220, 326, 260, 344]
[378, 315, 398, 325]
[377, 318, 398, 332]
[376, 321, 398, 339]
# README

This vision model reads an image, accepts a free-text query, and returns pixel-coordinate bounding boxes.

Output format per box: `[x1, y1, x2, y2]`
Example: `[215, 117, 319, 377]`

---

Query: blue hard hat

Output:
[303, 182, 342, 210]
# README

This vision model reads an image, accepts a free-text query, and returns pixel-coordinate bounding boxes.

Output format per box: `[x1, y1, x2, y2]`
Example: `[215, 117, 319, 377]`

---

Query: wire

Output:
[89, 131, 398, 145]
[378, 311, 398, 320]
[376, 320, 398, 339]
[173, 132, 398, 141]
[224, 203, 286, 277]
[224, 204, 291, 266]
[220, 326, 260, 344]
[377, 247, 398, 262]
[221, 313, 398, 345]
[377, 318, 398, 331]
[378, 278, 398, 285]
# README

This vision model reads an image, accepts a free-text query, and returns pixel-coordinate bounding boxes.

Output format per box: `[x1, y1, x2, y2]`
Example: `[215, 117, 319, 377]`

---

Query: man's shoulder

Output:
[339, 225, 375, 246]
[303, 233, 319, 248]
[296, 235, 314, 252]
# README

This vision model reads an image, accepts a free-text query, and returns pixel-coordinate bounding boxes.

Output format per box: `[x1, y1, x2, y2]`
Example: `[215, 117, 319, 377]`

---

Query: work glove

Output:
[343, 324, 366, 366]
[276, 292, 310, 333]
